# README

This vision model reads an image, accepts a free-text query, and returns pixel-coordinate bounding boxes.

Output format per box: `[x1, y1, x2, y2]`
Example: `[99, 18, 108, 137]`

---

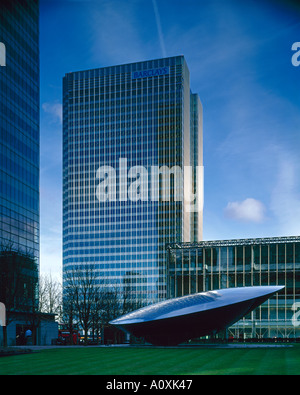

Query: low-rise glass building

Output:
[167, 236, 300, 339]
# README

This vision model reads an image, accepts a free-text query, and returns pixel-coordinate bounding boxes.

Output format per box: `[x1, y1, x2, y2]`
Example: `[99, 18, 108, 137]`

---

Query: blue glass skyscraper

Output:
[63, 56, 202, 306]
[0, 0, 39, 264]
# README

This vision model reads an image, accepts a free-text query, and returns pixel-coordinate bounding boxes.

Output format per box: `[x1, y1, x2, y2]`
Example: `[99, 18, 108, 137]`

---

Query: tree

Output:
[62, 263, 148, 345]
[62, 280, 78, 345]
[39, 273, 62, 321]
[63, 265, 98, 345]
[62, 265, 130, 345]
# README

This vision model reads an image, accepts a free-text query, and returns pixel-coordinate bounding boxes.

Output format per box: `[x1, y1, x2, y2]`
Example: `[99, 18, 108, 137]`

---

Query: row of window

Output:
[0, 100, 39, 142]
[0, 125, 38, 163]
[68, 56, 183, 78]
[68, 76, 183, 92]
[0, 174, 39, 211]
[169, 244, 300, 270]
[0, 147, 38, 187]
[68, 83, 183, 98]
[0, 197, 38, 222]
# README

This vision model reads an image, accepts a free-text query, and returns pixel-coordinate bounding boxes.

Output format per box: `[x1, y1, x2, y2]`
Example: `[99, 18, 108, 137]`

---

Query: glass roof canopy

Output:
[167, 235, 300, 249]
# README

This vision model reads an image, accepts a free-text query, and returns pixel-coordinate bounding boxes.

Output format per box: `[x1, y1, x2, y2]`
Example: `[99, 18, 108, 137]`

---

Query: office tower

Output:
[63, 56, 203, 306]
[0, 0, 39, 264]
[190, 93, 203, 242]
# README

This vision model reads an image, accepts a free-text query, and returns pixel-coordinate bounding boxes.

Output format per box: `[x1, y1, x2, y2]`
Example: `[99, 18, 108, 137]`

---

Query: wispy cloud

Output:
[270, 151, 300, 235]
[88, 1, 150, 66]
[152, 0, 166, 58]
[42, 101, 62, 124]
[224, 198, 266, 223]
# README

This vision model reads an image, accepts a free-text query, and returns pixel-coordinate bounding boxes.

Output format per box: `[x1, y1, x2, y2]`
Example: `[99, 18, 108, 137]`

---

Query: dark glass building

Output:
[167, 236, 300, 339]
[0, 1, 39, 274]
[63, 56, 203, 306]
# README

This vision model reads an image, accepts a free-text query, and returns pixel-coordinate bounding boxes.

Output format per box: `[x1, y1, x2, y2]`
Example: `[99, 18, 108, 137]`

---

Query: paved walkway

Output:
[11, 343, 294, 351]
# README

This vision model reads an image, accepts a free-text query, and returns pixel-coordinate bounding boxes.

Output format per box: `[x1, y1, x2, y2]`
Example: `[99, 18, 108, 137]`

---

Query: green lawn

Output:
[0, 345, 299, 375]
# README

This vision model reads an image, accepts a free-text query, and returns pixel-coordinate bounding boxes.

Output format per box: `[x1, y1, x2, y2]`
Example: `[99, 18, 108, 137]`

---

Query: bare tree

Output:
[101, 288, 122, 324]
[39, 273, 62, 321]
[62, 281, 79, 345]
[62, 264, 145, 345]
[121, 283, 143, 315]
[63, 265, 98, 345]
[90, 287, 106, 344]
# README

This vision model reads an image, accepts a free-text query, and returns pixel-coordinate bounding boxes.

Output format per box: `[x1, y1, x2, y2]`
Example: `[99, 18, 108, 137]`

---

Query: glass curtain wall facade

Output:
[63, 56, 203, 306]
[190, 93, 203, 242]
[0, 1, 40, 267]
[167, 236, 300, 339]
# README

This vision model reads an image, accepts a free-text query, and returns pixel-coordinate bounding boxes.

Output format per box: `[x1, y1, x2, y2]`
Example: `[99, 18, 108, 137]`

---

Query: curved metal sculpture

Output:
[110, 286, 284, 345]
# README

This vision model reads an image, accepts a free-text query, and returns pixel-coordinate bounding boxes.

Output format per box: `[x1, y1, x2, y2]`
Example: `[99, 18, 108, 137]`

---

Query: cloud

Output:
[270, 151, 300, 235]
[42, 101, 62, 124]
[152, 0, 166, 57]
[88, 1, 150, 66]
[224, 198, 266, 223]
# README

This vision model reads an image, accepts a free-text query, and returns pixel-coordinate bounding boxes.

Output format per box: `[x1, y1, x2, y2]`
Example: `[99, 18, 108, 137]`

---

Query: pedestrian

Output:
[25, 329, 32, 345]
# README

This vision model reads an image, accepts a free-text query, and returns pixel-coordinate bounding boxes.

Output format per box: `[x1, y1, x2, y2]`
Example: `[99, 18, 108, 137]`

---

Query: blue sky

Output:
[39, 0, 300, 278]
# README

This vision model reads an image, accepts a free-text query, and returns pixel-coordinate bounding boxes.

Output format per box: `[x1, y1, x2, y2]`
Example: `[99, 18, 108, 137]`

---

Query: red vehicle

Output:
[57, 325, 80, 345]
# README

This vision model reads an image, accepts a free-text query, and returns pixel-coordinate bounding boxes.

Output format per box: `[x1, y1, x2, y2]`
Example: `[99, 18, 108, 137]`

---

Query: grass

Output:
[0, 345, 299, 375]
